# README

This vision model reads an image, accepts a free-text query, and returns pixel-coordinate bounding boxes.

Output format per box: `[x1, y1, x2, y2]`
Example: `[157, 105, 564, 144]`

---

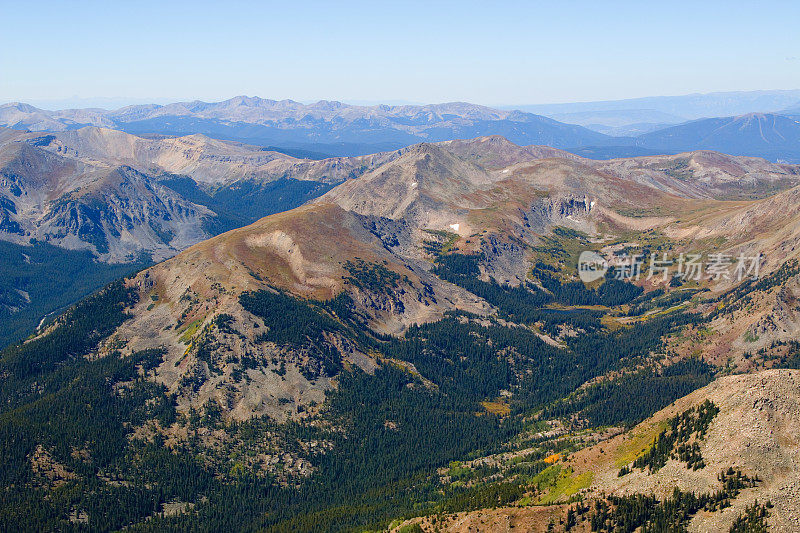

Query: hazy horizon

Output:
[6, 87, 800, 113]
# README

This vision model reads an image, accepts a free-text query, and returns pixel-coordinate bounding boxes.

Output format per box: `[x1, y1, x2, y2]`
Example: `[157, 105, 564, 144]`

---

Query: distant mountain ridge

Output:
[5, 94, 800, 162]
[636, 113, 800, 162]
[784, 103, 800, 116]
[0, 97, 614, 157]
[546, 108, 685, 137]
[516, 89, 800, 145]
[516, 89, 800, 121]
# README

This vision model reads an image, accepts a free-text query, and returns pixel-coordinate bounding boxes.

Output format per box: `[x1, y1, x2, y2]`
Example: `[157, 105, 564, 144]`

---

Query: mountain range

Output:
[0, 125, 396, 344]
[635, 113, 800, 162]
[2, 125, 799, 346]
[0, 98, 612, 157]
[3, 126, 800, 529]
[4, 89, 800, 530]
[4, 93, 800, 163]
[517, 89, 800, 129]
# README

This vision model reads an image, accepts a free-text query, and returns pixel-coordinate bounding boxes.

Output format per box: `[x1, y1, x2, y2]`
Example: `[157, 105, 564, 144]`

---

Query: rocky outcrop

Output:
[527, 194, 596, 232]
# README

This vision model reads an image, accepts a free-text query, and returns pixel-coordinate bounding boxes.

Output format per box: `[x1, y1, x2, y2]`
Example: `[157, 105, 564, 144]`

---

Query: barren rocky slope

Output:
[0, 135, 213, 261]
[596, 149, 800, 200]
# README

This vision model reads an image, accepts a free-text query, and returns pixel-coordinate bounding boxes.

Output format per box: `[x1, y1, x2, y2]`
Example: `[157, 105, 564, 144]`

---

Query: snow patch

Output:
[449, 223, 460, 232]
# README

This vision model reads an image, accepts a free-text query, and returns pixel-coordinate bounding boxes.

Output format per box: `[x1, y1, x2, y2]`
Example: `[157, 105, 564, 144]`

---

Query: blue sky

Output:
[2, 0, 799, 108]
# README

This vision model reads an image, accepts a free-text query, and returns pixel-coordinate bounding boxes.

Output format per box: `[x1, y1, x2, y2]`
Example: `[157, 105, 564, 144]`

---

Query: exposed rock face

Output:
[478, 234, 529, 286]
[38, 167, 213, 261]
[750, 279, 800, 342]
[527, 194, 596, 233]
[0, 136, 215, 261]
